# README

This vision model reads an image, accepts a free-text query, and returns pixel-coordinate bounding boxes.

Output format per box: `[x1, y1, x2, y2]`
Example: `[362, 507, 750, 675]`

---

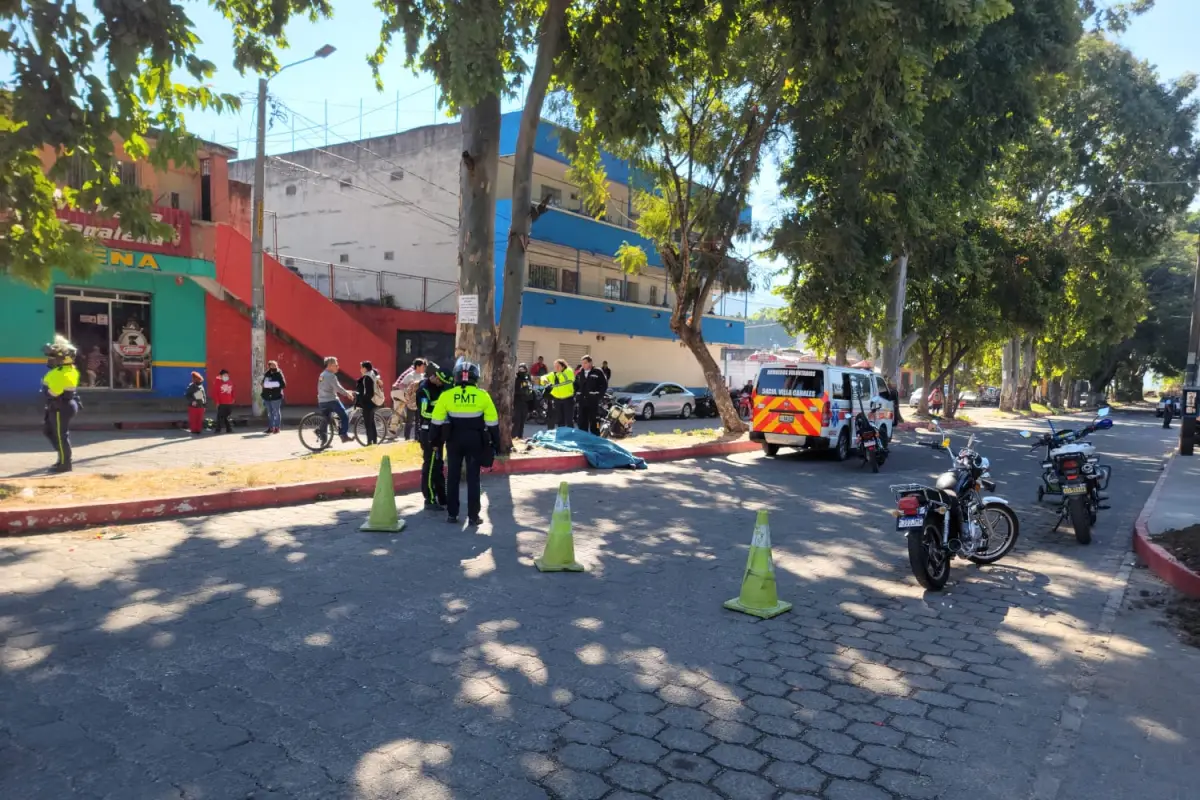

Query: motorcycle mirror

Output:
[1096, 406, 1110, 418]
[1018, 430, 1032, 439]
[1096, 418, 1114, 430]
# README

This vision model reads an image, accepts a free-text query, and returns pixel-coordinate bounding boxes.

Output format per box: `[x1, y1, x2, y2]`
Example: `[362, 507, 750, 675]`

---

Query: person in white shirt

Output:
[391, 358, 425, 439]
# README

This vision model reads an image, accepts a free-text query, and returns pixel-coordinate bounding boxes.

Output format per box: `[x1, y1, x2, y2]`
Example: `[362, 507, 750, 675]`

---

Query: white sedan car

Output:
[613, 382, 698, 420]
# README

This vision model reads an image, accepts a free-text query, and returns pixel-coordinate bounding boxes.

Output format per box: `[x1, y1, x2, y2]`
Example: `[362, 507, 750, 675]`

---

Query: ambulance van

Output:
[748, 363, 896, 460]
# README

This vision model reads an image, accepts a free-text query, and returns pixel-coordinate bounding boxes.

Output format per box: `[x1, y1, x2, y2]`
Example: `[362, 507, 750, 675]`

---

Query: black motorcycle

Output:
[853, 392, 888, 472]
[890, 423, 1020, 591]
[528, 384, 550, 425]
[1019, 407, 1113, 545]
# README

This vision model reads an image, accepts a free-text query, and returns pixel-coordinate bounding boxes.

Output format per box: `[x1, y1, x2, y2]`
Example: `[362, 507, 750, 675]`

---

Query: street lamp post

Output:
[250, 44, 335, 417]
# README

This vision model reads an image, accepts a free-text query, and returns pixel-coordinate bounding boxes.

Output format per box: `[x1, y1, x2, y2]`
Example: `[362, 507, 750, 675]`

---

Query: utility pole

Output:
[250, 45, 336, 418]
[1186, 230, 1200, 386]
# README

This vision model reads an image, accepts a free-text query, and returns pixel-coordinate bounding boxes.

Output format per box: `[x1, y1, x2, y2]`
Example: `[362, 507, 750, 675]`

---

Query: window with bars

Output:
[540, 185, 563, 207]
[117, 161, 137, 187]
[560, 269, 578, 294]
[528, 264, 559, 291]
[339, 254, 349, 264]
[604, 278, 623, 301]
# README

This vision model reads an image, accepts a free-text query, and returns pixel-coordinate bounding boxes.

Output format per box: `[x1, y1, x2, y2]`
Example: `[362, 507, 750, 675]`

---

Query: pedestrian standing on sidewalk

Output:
[416, 363, 451, 510]
[392, 358, 425, 439]
[542, 358, 576, 430]
[185, 371, 207, 435]
[214, 369, 235, 433]
[575, 356, 608, 436]
[355, 361, 382, 445]
[601, 360, 612, 383]
[513, 363, 535, 439]
[261, 360, 286, 434]
[42, 336, 81, 472]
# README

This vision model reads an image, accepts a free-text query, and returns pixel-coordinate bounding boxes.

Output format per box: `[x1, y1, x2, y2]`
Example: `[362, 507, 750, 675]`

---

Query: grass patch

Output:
[1, 428, 736, 510]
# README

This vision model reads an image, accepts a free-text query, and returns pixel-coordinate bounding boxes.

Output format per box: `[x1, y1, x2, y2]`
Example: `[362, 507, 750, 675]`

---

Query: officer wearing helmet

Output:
[430, 359, 501, 525]
[42, 335, 81, 472]
[415, 362, 453, 510]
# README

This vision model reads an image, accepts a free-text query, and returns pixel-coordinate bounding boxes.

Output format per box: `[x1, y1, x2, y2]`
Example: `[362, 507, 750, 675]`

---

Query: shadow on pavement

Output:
[0, 412, 1180, 799]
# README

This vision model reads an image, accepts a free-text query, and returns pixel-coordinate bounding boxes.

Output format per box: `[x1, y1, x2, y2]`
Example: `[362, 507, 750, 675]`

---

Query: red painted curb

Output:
[0, 438, 756, 536]
[1132, 452, 1200, 599]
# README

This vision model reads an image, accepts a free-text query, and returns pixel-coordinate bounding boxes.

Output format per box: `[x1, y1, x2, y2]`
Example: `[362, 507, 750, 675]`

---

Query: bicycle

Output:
[352, 406, 398, 445]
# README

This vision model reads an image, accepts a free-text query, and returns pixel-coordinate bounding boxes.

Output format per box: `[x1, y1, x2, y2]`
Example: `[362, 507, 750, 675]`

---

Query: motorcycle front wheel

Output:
[968, 502, 1020, 565]
[1068, 496, 1092, 545]
[908, 524, 950, 591]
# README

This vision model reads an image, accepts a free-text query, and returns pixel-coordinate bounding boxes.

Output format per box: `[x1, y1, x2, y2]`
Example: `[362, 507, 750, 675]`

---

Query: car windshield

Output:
[756, 368, 822, 398]
[619, 382, 658, 394]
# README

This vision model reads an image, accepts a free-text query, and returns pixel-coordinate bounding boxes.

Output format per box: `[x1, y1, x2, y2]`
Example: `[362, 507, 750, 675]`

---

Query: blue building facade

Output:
[494, 112, 745, 386]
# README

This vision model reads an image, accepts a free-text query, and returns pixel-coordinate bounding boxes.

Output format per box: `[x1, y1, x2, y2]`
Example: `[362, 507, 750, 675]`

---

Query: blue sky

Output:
[177, 1, 1199, 314]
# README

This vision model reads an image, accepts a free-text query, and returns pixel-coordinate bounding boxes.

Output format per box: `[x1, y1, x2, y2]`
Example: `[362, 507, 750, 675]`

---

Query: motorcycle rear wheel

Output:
[1068, 496, 1092, 545]
[908, 524, 950, 591]
[867, 446, 879, 473]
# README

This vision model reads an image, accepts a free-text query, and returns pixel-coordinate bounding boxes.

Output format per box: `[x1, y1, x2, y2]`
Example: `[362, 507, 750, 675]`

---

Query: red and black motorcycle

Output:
[853, 390, 888, 472]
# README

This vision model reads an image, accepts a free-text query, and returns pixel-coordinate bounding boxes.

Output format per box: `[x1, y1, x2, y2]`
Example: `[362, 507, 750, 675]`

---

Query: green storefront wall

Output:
[0, 253, 214, 400]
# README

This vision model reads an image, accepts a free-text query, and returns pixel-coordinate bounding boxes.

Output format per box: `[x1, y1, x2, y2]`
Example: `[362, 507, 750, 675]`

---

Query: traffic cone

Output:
[534, 481, 585, 572]
[360, 455, 405, 533]
[724, 510, 791, 618]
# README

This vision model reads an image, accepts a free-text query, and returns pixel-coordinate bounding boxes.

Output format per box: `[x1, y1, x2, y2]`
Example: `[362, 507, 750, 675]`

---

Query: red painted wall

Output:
[206, 296, 326, 405]
[212, 225, 394, 382]
[338, 302, 456, 336]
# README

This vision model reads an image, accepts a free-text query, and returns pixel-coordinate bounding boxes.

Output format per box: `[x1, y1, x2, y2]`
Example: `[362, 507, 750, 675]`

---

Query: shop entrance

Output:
[54, 287, 153, 390]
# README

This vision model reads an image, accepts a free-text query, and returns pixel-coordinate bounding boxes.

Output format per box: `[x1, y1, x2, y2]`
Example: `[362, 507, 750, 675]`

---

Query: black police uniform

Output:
[575, 366, 609, 435]
[416, 377, 448, 508]
[43, 361, 81, 472]
[431, 376, 501, 523]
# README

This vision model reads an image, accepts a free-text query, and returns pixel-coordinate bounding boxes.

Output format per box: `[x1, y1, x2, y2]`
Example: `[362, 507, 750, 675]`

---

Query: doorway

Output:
[55, 287, 153, 390]
[396, 330, 455, 378]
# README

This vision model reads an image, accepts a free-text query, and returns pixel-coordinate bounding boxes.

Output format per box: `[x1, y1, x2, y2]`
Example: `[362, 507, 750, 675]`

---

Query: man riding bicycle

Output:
[318, 356, 356, 442]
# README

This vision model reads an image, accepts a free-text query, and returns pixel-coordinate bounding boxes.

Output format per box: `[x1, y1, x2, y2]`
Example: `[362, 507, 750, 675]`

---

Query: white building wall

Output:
[229, 122, 461, 309]
[517, 325, 723, 388]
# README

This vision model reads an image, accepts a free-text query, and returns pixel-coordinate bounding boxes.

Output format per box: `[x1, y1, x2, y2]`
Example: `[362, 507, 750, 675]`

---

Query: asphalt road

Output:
[0, 410, 1188, 800]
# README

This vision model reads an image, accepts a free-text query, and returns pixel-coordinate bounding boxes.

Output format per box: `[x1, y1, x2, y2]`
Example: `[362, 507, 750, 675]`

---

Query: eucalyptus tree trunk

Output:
[881, 252, 917, 389]
[456, 96, 502, 381]
[493, 0, 570, 449]
[999, 337, 1019, 412]
[1015, 335, 1035, 410]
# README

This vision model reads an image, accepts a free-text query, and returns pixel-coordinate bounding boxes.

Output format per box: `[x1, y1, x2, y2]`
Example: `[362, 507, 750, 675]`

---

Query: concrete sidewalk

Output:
[1144, 449, 1200, 536]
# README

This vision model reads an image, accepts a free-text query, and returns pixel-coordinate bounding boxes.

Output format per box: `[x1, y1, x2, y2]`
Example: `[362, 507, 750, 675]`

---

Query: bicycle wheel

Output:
[299, 413, 332, 452]
[374, 408, 396, 442]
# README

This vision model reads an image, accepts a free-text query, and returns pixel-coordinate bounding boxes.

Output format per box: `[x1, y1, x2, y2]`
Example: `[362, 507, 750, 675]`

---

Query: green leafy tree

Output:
[1, 1, 334, 288]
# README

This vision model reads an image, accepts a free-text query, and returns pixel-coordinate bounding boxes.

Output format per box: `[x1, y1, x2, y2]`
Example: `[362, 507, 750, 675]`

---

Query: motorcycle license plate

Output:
[897, 512, 926, 530]
[865, 441, 876, 449]
[777, 414, 794, 423]
[1062, 484, 1087, 495]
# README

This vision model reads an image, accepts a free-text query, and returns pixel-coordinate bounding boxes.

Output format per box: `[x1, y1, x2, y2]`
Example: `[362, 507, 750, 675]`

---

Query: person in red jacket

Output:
[214, 369, 235, 433]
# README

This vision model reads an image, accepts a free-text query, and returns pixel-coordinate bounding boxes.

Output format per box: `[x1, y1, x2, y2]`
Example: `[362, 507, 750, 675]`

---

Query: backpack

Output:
[370, 372, 385, 407]
[403, 376, 421, 409]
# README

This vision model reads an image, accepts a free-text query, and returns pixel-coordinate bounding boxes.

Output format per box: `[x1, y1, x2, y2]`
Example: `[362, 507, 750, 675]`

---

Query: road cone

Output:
[534, 481, 584, 572]
[360, 455, 405, 533]
[724, 510, 791, 619]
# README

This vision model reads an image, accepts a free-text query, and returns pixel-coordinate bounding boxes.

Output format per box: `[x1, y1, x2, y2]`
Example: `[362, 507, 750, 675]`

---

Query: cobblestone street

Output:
[1, 412, 1194, 799]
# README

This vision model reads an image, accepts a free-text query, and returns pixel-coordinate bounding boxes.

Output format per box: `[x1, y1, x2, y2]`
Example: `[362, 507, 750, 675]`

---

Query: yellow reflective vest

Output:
[543, 367, 576, 400]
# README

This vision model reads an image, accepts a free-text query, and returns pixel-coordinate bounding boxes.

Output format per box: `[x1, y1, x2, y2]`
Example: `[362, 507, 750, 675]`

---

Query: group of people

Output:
[513, 355, 612, 437]
[183, 361, 291, 435]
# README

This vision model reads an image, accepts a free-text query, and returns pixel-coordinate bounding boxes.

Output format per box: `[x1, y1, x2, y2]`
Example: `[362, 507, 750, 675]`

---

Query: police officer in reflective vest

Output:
[541, 358, 576, 430]
[42, 335, 81, 473]
[416, 363, 452, 510]
[431, 360, 501, 525]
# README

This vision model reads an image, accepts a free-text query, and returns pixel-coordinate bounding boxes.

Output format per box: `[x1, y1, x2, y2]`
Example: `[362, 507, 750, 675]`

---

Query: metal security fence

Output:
[283, 255, 457, 313]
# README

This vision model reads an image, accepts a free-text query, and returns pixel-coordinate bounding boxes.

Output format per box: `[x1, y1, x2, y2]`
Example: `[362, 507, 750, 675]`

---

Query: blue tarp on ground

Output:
[529, 428, 647, 470]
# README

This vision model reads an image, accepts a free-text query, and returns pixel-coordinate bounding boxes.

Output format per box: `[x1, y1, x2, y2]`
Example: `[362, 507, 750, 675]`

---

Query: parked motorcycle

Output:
[528, 385, 550, 425]
[598, 392, 636, 439]
[1019, 407, 1113, 545]
[890, 422, 1020, 591]
[853, 391, 888, 472]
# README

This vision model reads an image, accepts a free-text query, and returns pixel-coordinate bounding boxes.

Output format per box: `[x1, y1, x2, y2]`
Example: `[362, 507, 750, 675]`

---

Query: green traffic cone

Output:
[535, 481, 584, 572]
[724, 510, 791, 618]
[360, 455, 405, 533]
